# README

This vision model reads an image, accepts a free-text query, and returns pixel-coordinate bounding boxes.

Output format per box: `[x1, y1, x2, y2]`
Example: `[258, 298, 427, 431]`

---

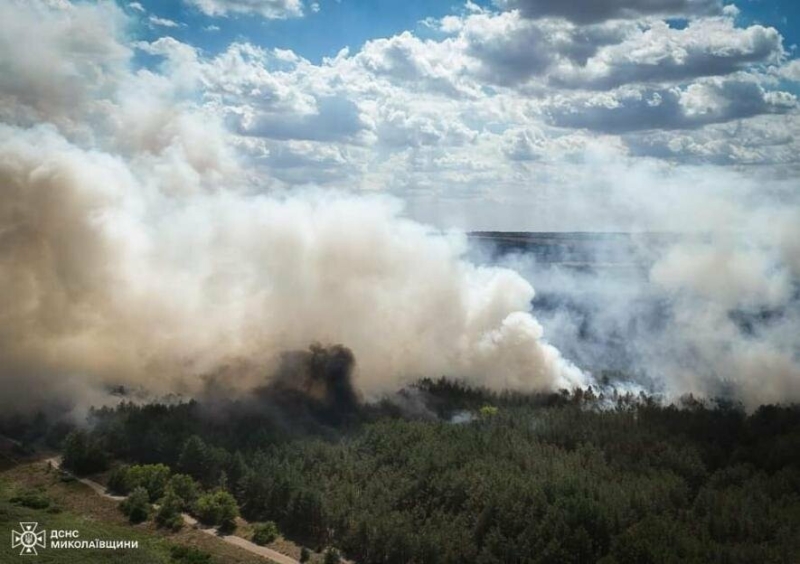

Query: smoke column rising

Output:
[0, 2, 585, 414]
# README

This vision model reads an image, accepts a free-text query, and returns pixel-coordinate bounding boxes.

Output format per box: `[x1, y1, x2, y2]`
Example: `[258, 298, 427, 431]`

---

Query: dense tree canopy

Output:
[7, 379, 800, 563]
[61, 429, 108, 475]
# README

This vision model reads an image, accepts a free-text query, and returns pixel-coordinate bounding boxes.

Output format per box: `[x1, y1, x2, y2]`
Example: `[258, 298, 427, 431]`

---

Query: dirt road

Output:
[46, 457, 300, 564]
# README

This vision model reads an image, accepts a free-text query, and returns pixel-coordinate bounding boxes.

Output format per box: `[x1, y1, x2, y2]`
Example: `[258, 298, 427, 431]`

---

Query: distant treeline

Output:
[467, 231, 692, 266]
[5, 379, 800, 564]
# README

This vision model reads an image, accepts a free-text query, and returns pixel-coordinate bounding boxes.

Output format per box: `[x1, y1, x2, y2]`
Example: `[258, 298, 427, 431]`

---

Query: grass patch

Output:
[0, 463, 281, 564]
[0, 477, 171, 563]
[169, 545, 213, 563]
[10, 487, 51, 509]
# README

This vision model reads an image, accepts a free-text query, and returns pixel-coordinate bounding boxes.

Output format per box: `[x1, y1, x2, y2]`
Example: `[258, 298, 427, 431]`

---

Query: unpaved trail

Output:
[46, 457, 301, 564]
[46, 458, 126, 501]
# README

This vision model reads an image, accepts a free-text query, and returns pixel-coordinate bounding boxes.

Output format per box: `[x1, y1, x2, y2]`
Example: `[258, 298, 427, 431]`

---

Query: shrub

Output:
[107, 464, 171, 501]
[252, 521, 279, 546]
[10, 490, 50, 510]
[169, 545, 212, 564]
[168, 474, 199, 510]
[156, 488, 185, 532]
[299, 547, 311, 563]
[107, 464, 134, 495]
[324, 548, 341, 564]
[193, 490, 239, 533]
[120, 486, 150, 524]
[129, 464, 171, 502]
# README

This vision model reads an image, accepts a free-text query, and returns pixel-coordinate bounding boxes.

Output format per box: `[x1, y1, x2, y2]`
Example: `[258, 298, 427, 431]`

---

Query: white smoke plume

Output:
[488, 155, 800, 409]
[0, 0, 585, 414]
[3, 0, 797, 415]
[646, 216, 800, 407]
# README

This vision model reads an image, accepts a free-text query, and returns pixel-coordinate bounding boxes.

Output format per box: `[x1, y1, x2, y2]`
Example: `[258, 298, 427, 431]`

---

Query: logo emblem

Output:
[11, 522, 46, 555]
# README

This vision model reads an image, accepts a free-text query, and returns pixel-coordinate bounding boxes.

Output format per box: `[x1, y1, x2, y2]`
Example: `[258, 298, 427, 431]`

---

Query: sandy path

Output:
[46, 457, 300, 564]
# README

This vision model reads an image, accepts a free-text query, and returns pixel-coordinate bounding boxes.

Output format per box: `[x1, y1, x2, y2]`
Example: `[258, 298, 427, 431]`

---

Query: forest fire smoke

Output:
[0, 0, 586, 413]
[2, 0, 797, 415]
[0, 123, 587, 413]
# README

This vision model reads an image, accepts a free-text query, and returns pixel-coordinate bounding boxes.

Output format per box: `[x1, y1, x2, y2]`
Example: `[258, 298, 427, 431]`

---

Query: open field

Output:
[0, 459, 279, 564]
[1, 472, 171, 563]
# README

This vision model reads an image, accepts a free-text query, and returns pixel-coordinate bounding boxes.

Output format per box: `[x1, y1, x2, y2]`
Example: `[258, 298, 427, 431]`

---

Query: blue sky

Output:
[131, 0, 495, 60]
[743, 0, 800, 48]
[132, 0, 800, 62]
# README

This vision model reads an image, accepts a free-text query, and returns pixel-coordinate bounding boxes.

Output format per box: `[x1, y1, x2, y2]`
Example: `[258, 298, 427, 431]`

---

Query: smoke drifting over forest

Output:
[1, 0, 798, 416]
[479, 219, 800, 408]
[0, 126, 587, 414]
[0, 1, 587, 415]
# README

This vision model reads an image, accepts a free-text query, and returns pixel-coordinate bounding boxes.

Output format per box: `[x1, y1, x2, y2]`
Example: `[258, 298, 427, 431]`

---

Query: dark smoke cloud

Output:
[257, 344, 362, 424]
[188, 344, 364, 435]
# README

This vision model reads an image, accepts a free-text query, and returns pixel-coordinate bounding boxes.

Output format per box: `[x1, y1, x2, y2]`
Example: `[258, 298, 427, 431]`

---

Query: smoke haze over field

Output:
[1, 0, 799, 414]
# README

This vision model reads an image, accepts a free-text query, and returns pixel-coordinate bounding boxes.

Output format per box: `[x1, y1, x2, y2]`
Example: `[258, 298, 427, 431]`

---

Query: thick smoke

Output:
[0, 1, 585, 415]
[254, 344, 362, 425]
[193, 344, 363, 432]
[479, 159, 800, 409]
[3, 0, 797, 415]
